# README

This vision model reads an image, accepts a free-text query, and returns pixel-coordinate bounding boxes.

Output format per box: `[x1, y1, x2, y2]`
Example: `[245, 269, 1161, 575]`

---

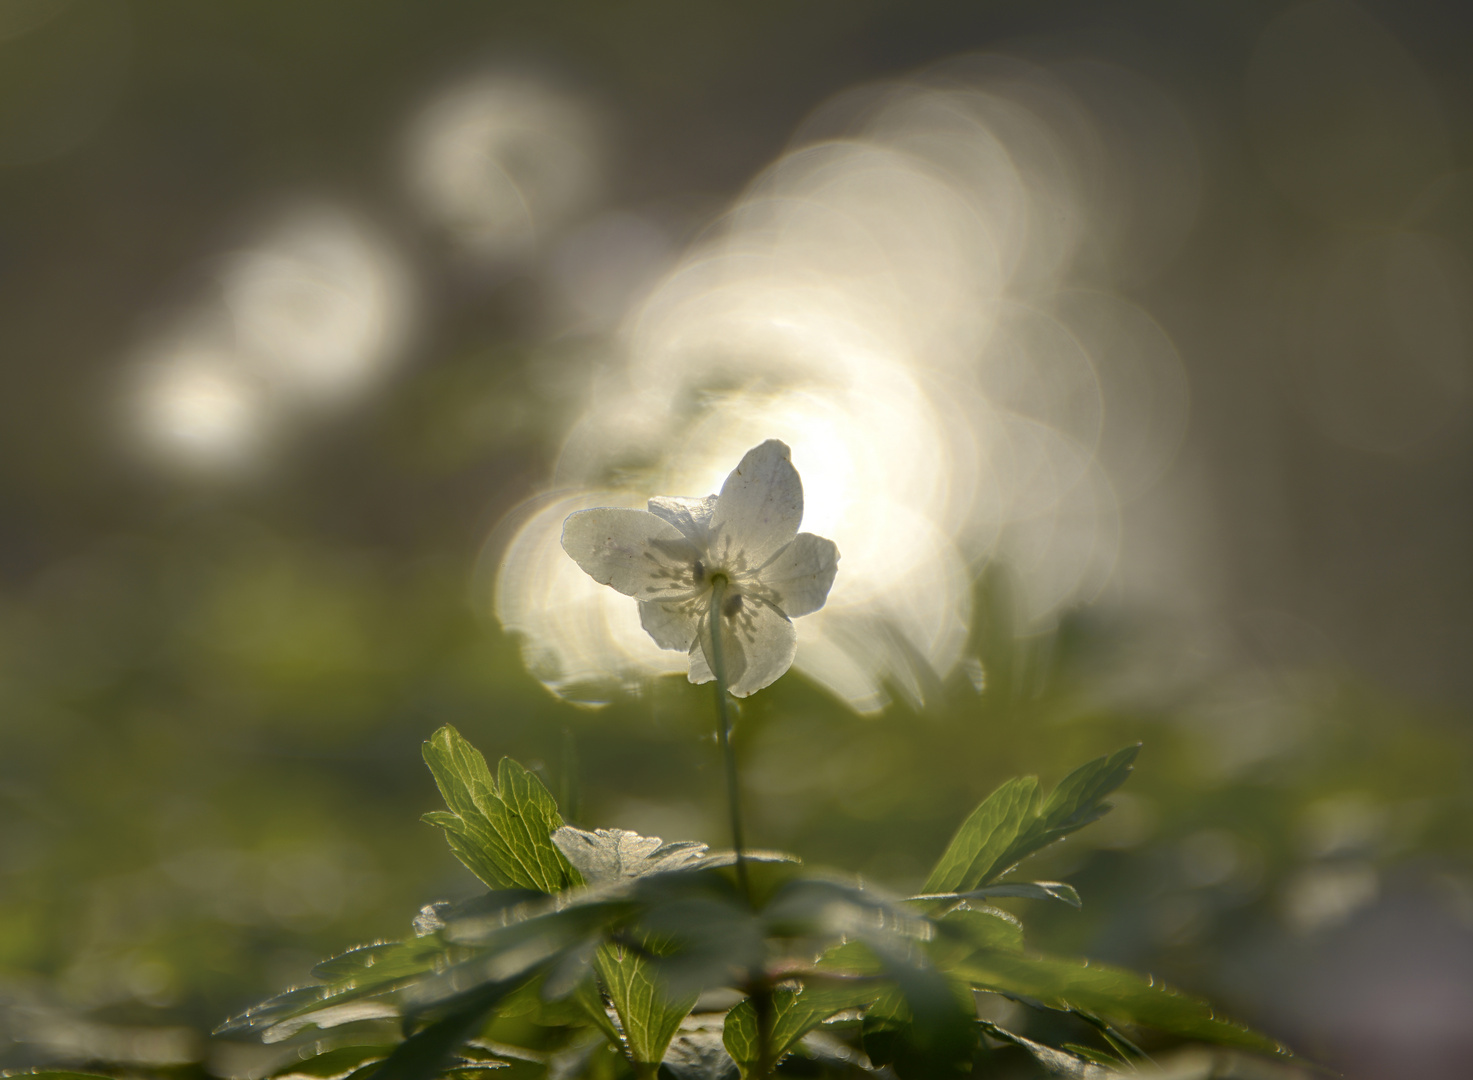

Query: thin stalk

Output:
[707, 576, 750, 902]
[708, 578, 769, 1079]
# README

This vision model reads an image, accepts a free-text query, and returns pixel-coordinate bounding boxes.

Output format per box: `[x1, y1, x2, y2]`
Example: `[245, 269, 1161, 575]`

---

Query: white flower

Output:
[560, 440, 839, 696]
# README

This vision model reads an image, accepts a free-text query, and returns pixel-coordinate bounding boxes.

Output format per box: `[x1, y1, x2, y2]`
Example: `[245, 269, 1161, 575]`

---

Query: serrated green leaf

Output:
[722, 983, 883, 1077]
[952, 949, 1289, 1056]
[596, 943, 699, 1076]
[495, 756, 576, 892]
[924, 746, 1140, 897]
[924, 776, 1040, 896]
[421, 726, 577, 894]
[1014, 745, 1140, 863]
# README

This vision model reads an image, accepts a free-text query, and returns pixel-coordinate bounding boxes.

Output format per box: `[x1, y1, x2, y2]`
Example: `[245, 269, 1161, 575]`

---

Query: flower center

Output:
[706, 572, 744, 619]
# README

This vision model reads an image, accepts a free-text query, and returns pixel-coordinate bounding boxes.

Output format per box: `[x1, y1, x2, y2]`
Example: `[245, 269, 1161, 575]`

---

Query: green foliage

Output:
[209, 727, 1293, 1080]
[923, 746, 1140, 897]
[723, 984, 882, 1078]
[422, 725, 579, 894]
[950, 950, 1288, 1055]
[978, 1021, 1121, 1079]
[4, 536, 1464, 1080]
[596, 945, 700, 1075]
[267, 1046, 393, 1080]
[368, 982, 517, 1080]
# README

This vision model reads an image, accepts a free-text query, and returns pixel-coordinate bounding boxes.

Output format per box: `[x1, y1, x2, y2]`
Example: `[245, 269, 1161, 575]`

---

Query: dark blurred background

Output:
[1, 2, 1471, 1078]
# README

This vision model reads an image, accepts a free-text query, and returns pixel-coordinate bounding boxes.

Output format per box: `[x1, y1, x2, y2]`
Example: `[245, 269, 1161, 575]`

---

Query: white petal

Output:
[756, 533, 839, 618]
[708, 439, 803, 570]
[687, 635, 714, 686]
[561, 508, 701, 601]
[694, 591, 798, 697]
[648, 495, 718, 546]
[639, 599, 701, 651]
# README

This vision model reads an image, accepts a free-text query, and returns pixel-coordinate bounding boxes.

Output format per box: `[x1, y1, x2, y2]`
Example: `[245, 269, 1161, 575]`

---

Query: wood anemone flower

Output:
[561, 439, 839, 696]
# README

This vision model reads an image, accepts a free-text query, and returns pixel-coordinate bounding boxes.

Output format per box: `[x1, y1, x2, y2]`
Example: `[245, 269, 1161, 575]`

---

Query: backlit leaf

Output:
[596, 943, 700, 1076]
[723, 983, 883, 1077]
[421, 726, 576, 893]
[923, 776, 1040, 895]
[924, 746, 1140, 897]
[952, 949, 1289, 1056]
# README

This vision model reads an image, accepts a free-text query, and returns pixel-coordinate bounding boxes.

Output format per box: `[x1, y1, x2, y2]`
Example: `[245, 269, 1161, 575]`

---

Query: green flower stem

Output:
[706, 575, 750, 902]
[707, 576, 771, 1080]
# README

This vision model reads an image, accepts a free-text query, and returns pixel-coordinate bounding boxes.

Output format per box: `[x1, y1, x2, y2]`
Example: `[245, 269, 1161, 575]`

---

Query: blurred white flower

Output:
[560, 440, 838, 697]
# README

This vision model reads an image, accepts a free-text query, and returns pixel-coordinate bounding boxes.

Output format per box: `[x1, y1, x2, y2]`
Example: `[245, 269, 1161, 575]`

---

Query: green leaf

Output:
[762, 876, 929, 945]
[722, 983, 883, 1077]
[1061, 1043, 1128, 1068]
[858, 985, 908, 1069]
[1022, 745, 1141, 857]
[216, 937, 448, 1039]
[366, 980, 517, 1080]
[923, 776, 1040, 896]
[859, 970, 976, 1080]
[310, 939, 446, 992]
[815, 939, 885, 976]
[934, 907, 1024, 956]
[951, 949, 1289, 1056]
[916, 882, 1082, 909]
[311, 942, 405, 983]
[215, 985, 335, 1035]
[973, 881, 1081, 908]
[2, 1073, 121, 1080]
[270, 1045, 393, 1080]
[924, 746, 1140, 896]
[421, 725, 577, 893]
[849, 940, 980, 1079]
[977, 1021, 1121, 1078]
[570, 968, 624, 1048]
[596, 943, 700, 1076]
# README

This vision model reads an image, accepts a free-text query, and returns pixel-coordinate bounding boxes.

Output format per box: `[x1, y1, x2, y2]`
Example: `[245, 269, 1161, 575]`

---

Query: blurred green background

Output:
[1, 2, 1472, 1079]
